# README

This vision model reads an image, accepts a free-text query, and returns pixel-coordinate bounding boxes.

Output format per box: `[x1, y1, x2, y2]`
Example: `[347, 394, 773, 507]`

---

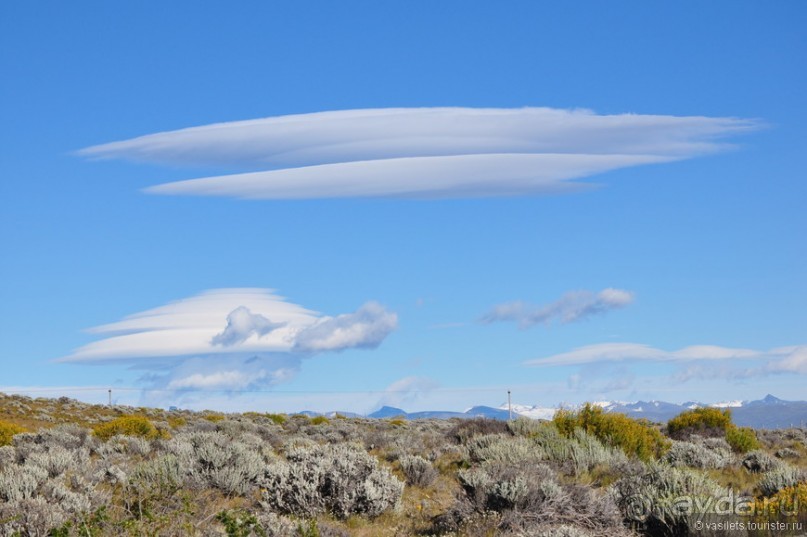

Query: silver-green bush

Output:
[758, 463, 804, 497]
[260, 443, 403, 518]
[610, 463, 726, 536]
[663, 440, 730, 469]
[399, 454, 437, 487]
[742, 450, 777, 473]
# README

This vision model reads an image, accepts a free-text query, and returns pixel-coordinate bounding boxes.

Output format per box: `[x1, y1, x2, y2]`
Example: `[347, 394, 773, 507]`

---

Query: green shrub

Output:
[0, 419, 26, 446]
[245, 412, 288, 425]
[666, 407, 732, 438]
[216, 510, 265, 537]
[266, 413, 287, 425]
[167, 416, 187, 429]
[310, 415, 330, 425]
[508, 416, 547, 437]
[553, 404, 670, 461]
[93, 415, 161, 441]
[725, 426, 760, 453]
[668, 408, 761, 454]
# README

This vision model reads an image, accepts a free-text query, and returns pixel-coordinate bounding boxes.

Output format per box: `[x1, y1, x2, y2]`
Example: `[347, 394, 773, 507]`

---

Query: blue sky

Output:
[1, 2, 805, 413]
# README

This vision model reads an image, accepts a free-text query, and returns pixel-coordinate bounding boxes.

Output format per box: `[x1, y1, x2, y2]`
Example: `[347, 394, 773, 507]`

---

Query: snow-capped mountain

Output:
[503, 403, 556, 421]
[560, 395, 807, 429]
[306, 395, 806, 428]
[711, 400, 744, 408]
[358, 395, 807, 428]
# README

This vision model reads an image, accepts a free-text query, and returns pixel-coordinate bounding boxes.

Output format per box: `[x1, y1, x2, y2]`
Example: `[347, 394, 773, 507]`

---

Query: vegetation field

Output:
[0, 394, 805, 536]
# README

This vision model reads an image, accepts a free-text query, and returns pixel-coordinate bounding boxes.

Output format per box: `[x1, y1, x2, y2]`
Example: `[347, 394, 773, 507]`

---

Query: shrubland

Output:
[0, 392, 804, 536]
[666, 407, 762, 453]
[553, 403, 670, 461]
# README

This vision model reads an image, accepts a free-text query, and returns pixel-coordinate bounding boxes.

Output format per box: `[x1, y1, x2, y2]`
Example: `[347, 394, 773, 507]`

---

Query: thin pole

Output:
[508, 390, 512, 421]
[108, 389, 112, 406]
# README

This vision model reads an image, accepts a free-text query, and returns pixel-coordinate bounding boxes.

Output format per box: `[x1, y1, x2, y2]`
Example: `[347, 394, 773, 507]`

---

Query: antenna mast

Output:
[508, 390, 512, 421]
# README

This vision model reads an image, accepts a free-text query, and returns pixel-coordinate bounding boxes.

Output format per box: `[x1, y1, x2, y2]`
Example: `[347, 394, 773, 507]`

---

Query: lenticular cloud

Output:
[57, 288, 398, 394]
[60, 288, 397, 363]
[79, 107, 758, 199]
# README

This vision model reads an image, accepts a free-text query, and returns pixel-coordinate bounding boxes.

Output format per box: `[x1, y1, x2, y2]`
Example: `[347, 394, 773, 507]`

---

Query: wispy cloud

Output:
[765, 346, 807, 374]
[669, 346, 807, 383]
[481, 288, 634, 328]
[374, 376, 439, 410]
[78, 107, 759, 200]
[59, 288, 397, 393]
[144, 153, 639, 199]
[525, 342, 802, 368]
[160, 354, 300, 391]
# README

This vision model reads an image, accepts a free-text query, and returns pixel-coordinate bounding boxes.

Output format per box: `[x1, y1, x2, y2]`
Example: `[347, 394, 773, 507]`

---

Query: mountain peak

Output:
[369, 406, 407, 418]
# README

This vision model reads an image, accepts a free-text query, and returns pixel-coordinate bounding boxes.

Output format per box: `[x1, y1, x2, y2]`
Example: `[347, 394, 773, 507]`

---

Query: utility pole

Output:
[508, 390, 512, 421]
[108, 389, 112, 406]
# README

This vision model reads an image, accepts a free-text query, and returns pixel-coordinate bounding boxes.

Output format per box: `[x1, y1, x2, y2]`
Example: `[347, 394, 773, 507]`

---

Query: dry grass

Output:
[0, 391, 805, 536]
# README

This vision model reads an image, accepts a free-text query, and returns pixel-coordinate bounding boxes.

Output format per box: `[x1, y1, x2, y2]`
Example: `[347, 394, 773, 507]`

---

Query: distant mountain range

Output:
[307, 394, 807, 429]
[301, 405, 513, 421]
[585, 394, 807, 429]
[369, 405, 513, 421]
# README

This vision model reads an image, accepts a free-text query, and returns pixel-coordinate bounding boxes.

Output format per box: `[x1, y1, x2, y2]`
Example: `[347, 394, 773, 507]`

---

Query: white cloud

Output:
[78, 107, 758, 200]
[144, 153, 663, 199]
[525, 342, 800, 367]
[482, 287, 634, 328]
[160, 354, 300, 391]
[167, 370, 260, 390]
[374, 376, 440, 410]
[293, 301, 398, 352]
[211, 306, 285, 347]
[79, 107, 756, 167]
[61, 288, 317, 362]
[765, 346, 807, 374]
[58, 289, 398, 396]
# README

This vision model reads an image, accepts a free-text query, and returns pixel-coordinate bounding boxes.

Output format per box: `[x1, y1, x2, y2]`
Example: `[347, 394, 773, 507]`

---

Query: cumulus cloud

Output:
[525, 342, 800, 368]
[482, 288, 634, 328]
[58, 288, 398, 394]
[78, 107, 758, 200]
[211, 306, 285, 346]
[293, 301, 398, 352]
